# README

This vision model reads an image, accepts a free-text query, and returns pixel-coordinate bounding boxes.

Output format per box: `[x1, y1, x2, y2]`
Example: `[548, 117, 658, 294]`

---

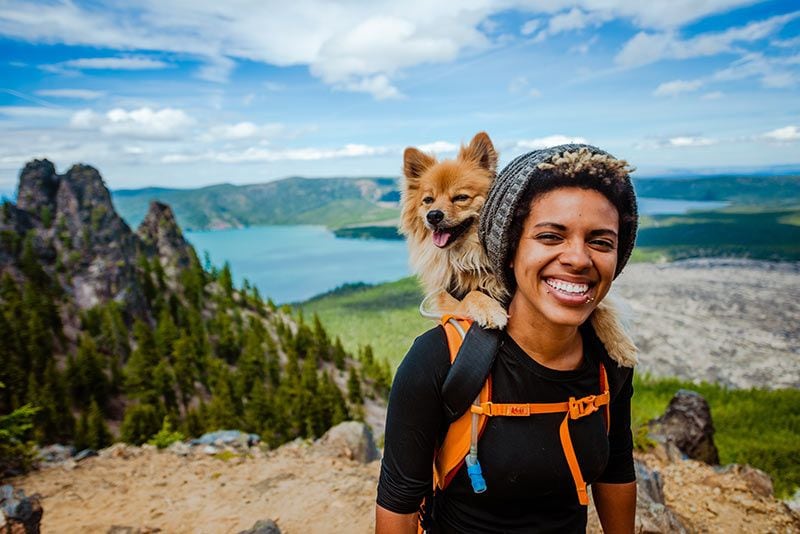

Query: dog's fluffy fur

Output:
[400, 132, 508, 328]
[400, 132, 638, 366]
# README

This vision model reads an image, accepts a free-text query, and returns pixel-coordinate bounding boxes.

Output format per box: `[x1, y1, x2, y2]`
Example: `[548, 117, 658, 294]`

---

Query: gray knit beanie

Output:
[479, 144, 638, 296]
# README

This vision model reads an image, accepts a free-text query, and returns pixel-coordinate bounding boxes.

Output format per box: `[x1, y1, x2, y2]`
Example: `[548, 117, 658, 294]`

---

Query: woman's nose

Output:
[559, 241, 592, 270]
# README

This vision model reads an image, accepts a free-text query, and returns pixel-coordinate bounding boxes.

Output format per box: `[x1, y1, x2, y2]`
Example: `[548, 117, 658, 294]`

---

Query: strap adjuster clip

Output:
[569, 395, 599, 419]
[471, 402, 493, 416]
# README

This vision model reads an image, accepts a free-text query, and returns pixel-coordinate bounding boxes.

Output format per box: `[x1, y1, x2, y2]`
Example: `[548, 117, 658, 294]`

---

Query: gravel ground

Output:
[611, 259, 800, 389]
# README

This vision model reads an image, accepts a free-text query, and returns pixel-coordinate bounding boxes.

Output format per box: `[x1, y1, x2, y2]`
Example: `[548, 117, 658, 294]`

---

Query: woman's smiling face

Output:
[509, 186, 620, 329]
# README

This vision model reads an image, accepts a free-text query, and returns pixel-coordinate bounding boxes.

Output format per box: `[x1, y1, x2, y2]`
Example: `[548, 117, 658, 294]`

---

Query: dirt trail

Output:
[11, 443, 379, 534]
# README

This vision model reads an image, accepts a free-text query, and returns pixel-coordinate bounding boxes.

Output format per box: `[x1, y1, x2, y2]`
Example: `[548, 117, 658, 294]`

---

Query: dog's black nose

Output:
[426, 210, 444, 225]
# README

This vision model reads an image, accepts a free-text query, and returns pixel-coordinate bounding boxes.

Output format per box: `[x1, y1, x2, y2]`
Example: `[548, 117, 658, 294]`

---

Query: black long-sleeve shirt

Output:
[377, 324, 635, 533]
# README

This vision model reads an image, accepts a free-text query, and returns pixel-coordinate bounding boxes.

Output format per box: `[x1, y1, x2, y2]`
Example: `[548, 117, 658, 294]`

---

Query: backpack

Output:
[420, 315, 630, 531]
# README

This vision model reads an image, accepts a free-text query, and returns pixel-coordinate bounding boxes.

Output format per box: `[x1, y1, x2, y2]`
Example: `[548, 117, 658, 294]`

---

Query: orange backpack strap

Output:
[433, 317, 492, 490]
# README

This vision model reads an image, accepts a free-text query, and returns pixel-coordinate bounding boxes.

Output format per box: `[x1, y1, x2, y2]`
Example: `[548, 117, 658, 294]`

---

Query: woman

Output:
[376, 144, 639, 533]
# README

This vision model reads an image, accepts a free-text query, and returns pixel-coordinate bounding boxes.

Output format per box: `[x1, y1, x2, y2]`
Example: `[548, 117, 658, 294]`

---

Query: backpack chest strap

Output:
[470, 391, 610, 418]
[469, 389, 610, 506]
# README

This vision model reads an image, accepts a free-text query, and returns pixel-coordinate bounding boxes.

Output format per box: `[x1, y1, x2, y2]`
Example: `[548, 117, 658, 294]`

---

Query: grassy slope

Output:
[301, 277, 800, 498]
[301, 277, 430, 368]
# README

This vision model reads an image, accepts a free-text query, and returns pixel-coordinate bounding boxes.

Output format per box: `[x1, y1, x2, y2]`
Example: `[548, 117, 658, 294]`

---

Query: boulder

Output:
[36, 444, 75, 464]
[190, 430, 260, 450]
[236, 519, 281, 534]
[314, 421, 379, 463]
[632, 461, 688, 533]
[0, 485, 43, 534]
[648, 389, 719, 464]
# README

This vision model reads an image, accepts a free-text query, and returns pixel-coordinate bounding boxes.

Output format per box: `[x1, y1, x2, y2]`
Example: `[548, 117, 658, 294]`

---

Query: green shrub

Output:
[0, 382, 40, 476]
[147, 417, 185, 449]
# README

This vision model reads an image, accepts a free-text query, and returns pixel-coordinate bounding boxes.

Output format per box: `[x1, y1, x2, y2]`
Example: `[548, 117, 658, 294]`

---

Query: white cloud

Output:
[712, 53, 798, 88]
[417, 141, 458, 154]
[516, 135, 588, 150]
[534, 8, 609, 42]
[63, 56, 169, 70]
[569, 36, 598, 54]
[616, 11, 800, 68]
[521, 19, 541, 36]
[701, 91, 725, 100]
[0, 0, 786, 98]
[772, 35, 800, 48]
[35, 89, 106, 100]
[337, 74, 403, 100]
[0, 106, 69, 118]
[669, 136, 716, 147]
[653, 79, 704, 96]
[162, 143, 390, 164]
[196, 56, 235, 83]
[763, 125, 799, 142]
[70, 107, 194, 140]
[204, 122, 286, 141]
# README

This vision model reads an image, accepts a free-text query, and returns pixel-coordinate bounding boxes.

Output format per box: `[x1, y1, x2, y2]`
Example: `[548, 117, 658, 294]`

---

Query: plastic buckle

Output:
[471, 402, 493, 416]
[569, 395, 598, 419]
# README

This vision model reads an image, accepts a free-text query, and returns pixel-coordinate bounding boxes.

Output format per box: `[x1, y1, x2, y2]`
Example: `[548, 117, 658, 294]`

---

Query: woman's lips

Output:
[543, 277, 594, 305]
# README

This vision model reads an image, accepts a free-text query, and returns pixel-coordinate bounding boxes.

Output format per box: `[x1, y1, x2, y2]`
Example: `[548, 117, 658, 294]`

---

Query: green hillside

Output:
[300, 277, 430, 370]
[635, 205, 800, 261]
[633, 175, 800, 205]
[113, 177, 400, 231]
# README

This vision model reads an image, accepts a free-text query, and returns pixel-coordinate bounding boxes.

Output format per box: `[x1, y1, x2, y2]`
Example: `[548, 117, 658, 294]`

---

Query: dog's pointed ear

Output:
[403, 147, 436, 184]
[459, 132, 497, 173]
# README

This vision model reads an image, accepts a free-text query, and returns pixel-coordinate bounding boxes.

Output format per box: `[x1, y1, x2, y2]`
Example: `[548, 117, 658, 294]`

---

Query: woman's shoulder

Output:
[394, 325, 452, 388]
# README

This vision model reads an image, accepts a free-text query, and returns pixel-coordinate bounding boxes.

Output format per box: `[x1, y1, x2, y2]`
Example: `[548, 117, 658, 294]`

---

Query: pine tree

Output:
[236, 329, 266, 396]
[219, 261, 234, 299]
[172, 334, 198, 411]
[332, 337, 347, 370]
[119, 403, 161, 445]
[73, 335, 109, 409]
[155, 308, 179, 361]
[124, 320, 159, 404]
[86, 399, 112, 450]
[74, 411, 89, 451]
[319, 371, 349, 430]
[152, 360, 178, 414]
[347, 366, 364, 405]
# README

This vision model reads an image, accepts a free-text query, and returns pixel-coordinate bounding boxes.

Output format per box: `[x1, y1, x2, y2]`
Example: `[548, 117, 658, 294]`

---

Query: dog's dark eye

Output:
[422, 196, 434, 205]
[452, 194, 470, 202]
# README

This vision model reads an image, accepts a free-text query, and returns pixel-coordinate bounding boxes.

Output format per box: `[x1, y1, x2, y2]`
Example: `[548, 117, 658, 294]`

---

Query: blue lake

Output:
[186, 225, 410, 304]
[185, 197, 727, 304]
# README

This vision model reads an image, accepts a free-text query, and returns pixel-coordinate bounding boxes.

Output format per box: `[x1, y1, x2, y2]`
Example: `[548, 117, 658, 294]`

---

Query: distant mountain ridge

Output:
[112, 176, 401, 231]
[111, 173, 800, 232]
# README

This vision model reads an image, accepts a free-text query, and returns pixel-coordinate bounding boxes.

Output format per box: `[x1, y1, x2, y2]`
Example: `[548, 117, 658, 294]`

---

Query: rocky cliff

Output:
[2, 159, 196, 326]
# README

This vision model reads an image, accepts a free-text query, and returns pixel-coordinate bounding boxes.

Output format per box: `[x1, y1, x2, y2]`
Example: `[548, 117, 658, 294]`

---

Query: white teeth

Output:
[545, 278, 589, 294]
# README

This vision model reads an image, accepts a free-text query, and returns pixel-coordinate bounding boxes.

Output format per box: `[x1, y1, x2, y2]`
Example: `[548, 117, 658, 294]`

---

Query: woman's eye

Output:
[535, 233, 562, 242]
[452, 194, 469, 202]
[591, 239, 615, 250]
[422, 197, 434, 205]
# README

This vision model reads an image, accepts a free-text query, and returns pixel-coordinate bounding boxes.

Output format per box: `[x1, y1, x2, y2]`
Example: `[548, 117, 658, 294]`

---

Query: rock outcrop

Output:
[313, 421, 380, 463]
[649, 389, 720, 464]
[0, 484, 43, 534]
[136, 201, 195, 285]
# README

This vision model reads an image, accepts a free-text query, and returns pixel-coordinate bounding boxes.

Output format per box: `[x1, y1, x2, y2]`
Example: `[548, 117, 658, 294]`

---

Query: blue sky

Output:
[1, 0, 799, 193]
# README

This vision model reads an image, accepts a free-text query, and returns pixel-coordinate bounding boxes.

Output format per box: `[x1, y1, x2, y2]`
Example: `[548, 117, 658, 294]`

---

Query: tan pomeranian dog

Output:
[400, 132, 508, 328]
[400, 132, 638, 366]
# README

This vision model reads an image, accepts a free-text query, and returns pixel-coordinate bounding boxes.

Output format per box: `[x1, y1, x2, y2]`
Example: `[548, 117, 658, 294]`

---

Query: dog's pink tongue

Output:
[433, 230, 450, 248]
